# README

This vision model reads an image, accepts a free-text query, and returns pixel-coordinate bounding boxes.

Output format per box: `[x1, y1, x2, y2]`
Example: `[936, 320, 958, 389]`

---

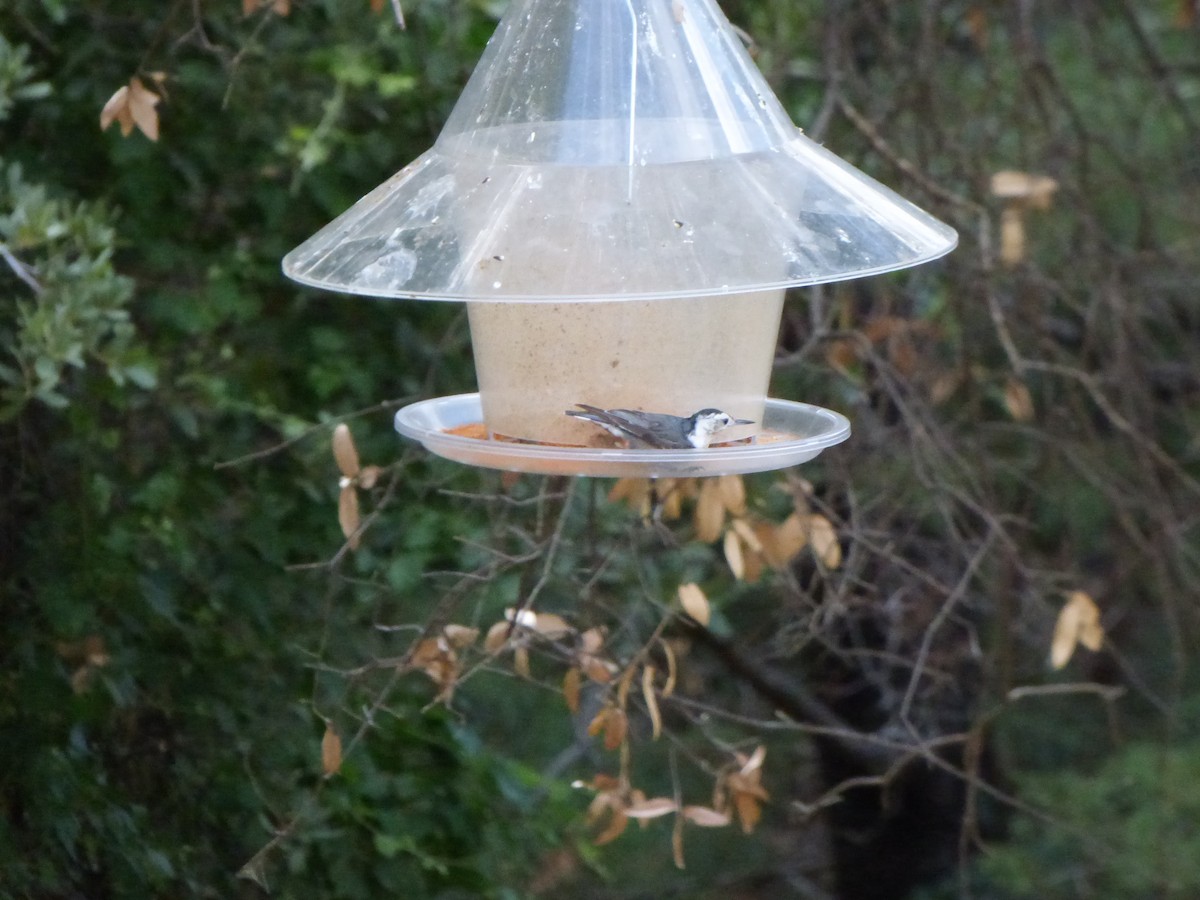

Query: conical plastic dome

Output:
[283, 0, 957, 301]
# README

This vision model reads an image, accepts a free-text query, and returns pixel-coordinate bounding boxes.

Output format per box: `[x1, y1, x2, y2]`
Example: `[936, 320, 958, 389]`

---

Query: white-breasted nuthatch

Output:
[566, 403, 754, 449]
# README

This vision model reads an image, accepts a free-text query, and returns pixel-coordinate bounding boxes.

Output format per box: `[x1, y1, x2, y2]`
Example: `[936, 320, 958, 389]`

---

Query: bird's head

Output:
[686, 408, 755, 448]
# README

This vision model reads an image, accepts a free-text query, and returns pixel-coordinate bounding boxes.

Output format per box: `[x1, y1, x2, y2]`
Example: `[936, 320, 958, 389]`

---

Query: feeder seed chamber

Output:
[282, 0, 957, 478]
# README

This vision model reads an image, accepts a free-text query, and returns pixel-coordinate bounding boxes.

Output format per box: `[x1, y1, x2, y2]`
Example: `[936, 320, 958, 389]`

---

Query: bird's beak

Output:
[733, 418, 755, 425]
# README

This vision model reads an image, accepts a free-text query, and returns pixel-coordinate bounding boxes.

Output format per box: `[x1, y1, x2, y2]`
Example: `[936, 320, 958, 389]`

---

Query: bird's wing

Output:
[566, 406, 637, 442]
[605, 410, 686, 448]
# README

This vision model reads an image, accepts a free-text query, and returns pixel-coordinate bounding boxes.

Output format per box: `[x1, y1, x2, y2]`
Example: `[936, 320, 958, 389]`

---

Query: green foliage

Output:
[0, 160, 150, 418]
[0, 32, 49, 121]
[918, 740, 1200, 900]
[251, 712, 575, 899]
[0, 3, 570, 896]
[0, 32, 140, 418]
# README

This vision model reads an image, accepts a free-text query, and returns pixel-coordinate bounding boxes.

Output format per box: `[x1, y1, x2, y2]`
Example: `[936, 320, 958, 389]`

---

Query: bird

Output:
[565, 404, 754, 449]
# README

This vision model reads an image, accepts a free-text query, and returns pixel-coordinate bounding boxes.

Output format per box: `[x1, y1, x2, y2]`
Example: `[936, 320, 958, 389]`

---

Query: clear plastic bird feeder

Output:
[283, 0, 957, 477]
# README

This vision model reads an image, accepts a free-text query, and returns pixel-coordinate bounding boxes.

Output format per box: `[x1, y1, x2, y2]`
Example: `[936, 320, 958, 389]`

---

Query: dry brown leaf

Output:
[693, 478, 726, 543]
[991, 171, 1060, 207]
[580, 777, 636, 846]
[1050, 594, 1082, 669]
[642, 665, 662, 740]
[587, 707, 628, 750]
[730, 517, 763, 552]
[99, 85, 131, 134]
[660, 639, 677, 697]
[442, 624, 479, 649]
[321, 723, 343, 776]
[682, 806, 731, 827]
[563, 667, 582, 713]
[514, 646, 531, 679]
[672, 810, 686, 869]
[1051, 590, 1103, 668]
[1004, 377, 1035, 422]
[807, 514, 841, 569]
[625, 797, 677, 819]
[358, 464, 382, 489]
[484, 620, 510, 652]
[608, 478, 652, 513]
[100, 78, 161, 141]
[723, 528, 745, 580]
[592, 807, 629, 845]
[605, 708, 627, 749]
[726, 520, 765, 582]
[616, 663, 635, 709]
[733, 791, 763, 834]
[655, 479, 682, 521]
[717, 474, 747, 516]
[126, 78, 160, 141]
[1079, 614, 1104, 652]
[762, 513, 808, 569]
[583, 656, 615, 684]
[678, 582, 710, 626]
[580, 627, 604, 654]
[740, 744, 766, 775]
[999, 205, 1025, 266]
[531, 612, 572, 639]
[338, 485, 361, 549]
[332, 423, 361, 477]
[742, 546, 764, 584]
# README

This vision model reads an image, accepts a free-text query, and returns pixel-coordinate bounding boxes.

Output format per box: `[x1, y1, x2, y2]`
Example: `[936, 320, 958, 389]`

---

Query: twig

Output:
[0, 243, 43, 295]
[213, 399, 409, 469]
[898, 526, 998, 729]
[389, 0, 406, 29]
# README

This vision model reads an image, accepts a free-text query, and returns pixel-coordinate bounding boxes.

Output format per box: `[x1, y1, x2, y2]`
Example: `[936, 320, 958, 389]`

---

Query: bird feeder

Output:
[283, 0, 957, 477]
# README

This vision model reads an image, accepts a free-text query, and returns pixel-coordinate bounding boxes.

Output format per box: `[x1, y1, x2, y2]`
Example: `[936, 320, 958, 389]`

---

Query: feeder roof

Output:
[283, 0, 957, 302]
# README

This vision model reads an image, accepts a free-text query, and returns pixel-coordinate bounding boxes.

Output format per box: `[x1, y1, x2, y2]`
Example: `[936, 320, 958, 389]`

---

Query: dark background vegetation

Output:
[2, 0, 1199, 897]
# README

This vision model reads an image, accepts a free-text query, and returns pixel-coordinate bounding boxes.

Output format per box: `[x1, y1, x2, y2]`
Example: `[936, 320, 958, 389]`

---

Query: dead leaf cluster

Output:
[584, 645, 674, 750]
[480, 607, 576, 679]
[99, 76, 165, 142]
[407, 624, 479, 700]
[1050, 590, 1104, 669]
[991, 169, 1060, 267]
[577, 746, 764, 868]
[610, 475, 841, 581]
[713, 745, 770, 834]
[332, 423, 384, 551]
[578, 773, 732, 867]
